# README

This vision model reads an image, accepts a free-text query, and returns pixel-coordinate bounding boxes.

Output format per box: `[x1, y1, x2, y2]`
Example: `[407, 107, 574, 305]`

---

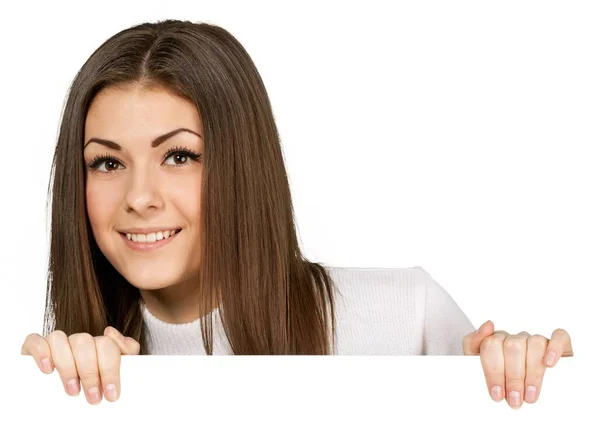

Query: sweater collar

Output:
[140, 301, 232, 355]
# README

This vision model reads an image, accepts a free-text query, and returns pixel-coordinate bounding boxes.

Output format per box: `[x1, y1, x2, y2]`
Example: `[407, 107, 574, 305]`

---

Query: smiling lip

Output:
[120, 229, 181, 251]
[118, 227, 181, 234]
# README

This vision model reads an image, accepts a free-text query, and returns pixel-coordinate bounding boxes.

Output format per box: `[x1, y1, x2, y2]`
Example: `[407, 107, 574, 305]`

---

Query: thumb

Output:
[462, 320, 495, 355]
[104, 326, 141, 355]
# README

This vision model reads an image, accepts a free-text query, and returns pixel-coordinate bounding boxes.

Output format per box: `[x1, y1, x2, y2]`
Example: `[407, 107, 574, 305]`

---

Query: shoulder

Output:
[321, 265, 474, 355]
[323, 264, 431, 301]
[322, 264, 452, 321]
[321, 265, 431, 354]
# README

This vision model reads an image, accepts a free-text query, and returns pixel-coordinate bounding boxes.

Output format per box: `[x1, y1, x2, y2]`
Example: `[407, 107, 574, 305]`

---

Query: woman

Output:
[20, 19, 572, 409]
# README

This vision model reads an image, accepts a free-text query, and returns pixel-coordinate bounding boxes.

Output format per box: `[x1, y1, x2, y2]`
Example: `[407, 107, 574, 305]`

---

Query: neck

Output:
[139, 275, 218, 324]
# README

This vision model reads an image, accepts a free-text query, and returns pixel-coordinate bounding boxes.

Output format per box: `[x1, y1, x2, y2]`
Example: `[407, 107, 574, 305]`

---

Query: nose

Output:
[123, 164, 164, 215]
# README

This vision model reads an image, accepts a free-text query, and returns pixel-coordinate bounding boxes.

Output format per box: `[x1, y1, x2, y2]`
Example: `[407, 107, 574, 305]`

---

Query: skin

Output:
[22, 84, 210, 404]
[21, 84, 573, 406]
[83, 84, 208, 325]
[463, 320, 573, 409]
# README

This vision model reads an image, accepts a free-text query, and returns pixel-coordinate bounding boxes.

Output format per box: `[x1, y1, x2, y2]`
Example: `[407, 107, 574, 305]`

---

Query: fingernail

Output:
[66, 378, 80, 396]
[508, 391, 521, 409]
[525, 385, 537, 403]
[545, 351, 557, 366]
[87, 386, 101, 404]
[105, 383, 118, 401]
[491, 386, 503, 401]
[41, 358, 52, 373]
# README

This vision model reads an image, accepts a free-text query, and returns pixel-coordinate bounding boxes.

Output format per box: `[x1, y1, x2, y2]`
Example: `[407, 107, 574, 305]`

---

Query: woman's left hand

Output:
[462, 320, 573, 410]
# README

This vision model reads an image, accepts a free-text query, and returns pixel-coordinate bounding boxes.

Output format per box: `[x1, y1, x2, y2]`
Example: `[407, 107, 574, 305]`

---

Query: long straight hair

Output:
[44, 19, 337, 355]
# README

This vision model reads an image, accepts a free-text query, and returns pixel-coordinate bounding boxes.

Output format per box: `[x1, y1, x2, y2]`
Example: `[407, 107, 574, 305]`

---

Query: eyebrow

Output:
[83, 128, 203, 150]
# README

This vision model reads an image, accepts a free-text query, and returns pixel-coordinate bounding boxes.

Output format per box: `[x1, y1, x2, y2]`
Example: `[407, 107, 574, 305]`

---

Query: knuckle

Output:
[23, 333, 43, 344]
[528, 334, 548, 348]
[126, 337, 141, 354]
[100, 366, 121, 381]
[53, 360, 72, 373]
[525, 372, 543, 384]
[481, 336, 503, 352]
[24, 333, 41, 343]
[484, 373, 506, 387]
[77, 371, 99, 383]
[51, 356, 75, 374]
[505, 374, 524, 384]
[47, 330, 67, 339]
[103, 326, 117, 338]
[46, 330, 68, 345]
[503, 337, 525, 353]
[94, 336, 119, 354]
[69, 332, 93, 346]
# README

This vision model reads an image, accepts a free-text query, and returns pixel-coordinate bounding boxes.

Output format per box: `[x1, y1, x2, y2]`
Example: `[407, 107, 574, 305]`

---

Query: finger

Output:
[46, 330, 80, 397]
[103, 326, 141, 355]
[69, 333, 102, 405]
[524, 334, 549, 404]
[122, 336, 141, 355]
[544, 328, 573, 367]
[21, 333, 54, 374]
[504, 333, 528, 410]
[95, 336, 122, 402]
[480, 331, 508, 402]
[463, 320, 495, 355]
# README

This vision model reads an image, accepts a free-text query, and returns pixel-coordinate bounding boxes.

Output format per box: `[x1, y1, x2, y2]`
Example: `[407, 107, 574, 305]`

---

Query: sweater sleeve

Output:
[417, 267, 476, 355]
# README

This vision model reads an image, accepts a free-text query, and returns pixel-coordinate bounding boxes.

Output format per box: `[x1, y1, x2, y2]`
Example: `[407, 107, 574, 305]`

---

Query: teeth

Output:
[126, 230, 179, 243]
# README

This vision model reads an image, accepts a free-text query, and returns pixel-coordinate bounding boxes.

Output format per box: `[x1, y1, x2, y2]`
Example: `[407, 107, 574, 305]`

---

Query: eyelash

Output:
[86, 146, 202, 172]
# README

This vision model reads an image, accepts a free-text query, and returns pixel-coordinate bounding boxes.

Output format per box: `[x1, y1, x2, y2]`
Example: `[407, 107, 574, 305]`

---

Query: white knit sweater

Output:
[141, 265, 475, 355]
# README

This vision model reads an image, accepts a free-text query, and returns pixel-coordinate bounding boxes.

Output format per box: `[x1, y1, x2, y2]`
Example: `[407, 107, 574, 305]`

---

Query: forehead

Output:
[84, 84, 203, 144]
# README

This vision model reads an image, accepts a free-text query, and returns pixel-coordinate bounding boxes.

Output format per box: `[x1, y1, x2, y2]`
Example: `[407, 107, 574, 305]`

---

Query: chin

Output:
[119, 269, 183, 291]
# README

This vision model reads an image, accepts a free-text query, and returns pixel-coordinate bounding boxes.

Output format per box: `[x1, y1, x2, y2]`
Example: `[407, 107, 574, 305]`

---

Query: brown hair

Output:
[43, 19, 337, 355]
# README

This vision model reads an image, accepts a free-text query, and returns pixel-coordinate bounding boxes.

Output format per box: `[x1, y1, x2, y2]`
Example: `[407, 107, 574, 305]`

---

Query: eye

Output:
[164, 153, 189, 166]
[87, 154, 124, 173]
[163, 146, 201, 167]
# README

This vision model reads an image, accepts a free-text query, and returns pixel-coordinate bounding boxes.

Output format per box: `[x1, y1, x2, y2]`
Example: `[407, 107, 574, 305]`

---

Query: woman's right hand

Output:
[20, 326, 140, 404]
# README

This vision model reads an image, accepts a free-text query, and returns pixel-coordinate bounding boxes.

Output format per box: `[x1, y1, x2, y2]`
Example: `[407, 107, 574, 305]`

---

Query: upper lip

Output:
[118, 227, 182, 234]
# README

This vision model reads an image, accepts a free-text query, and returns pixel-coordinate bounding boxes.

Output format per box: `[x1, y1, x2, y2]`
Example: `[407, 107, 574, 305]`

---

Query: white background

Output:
[0, 0, 597, 418]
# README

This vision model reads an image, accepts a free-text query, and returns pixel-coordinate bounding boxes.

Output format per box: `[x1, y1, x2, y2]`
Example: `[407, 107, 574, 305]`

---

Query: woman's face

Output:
[83, 84, 204, 291]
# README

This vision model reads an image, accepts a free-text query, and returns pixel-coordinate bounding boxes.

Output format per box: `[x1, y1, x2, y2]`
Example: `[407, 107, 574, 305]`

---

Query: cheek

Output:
[86, 180, 122, 232]
[169, 173, 202, 222]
